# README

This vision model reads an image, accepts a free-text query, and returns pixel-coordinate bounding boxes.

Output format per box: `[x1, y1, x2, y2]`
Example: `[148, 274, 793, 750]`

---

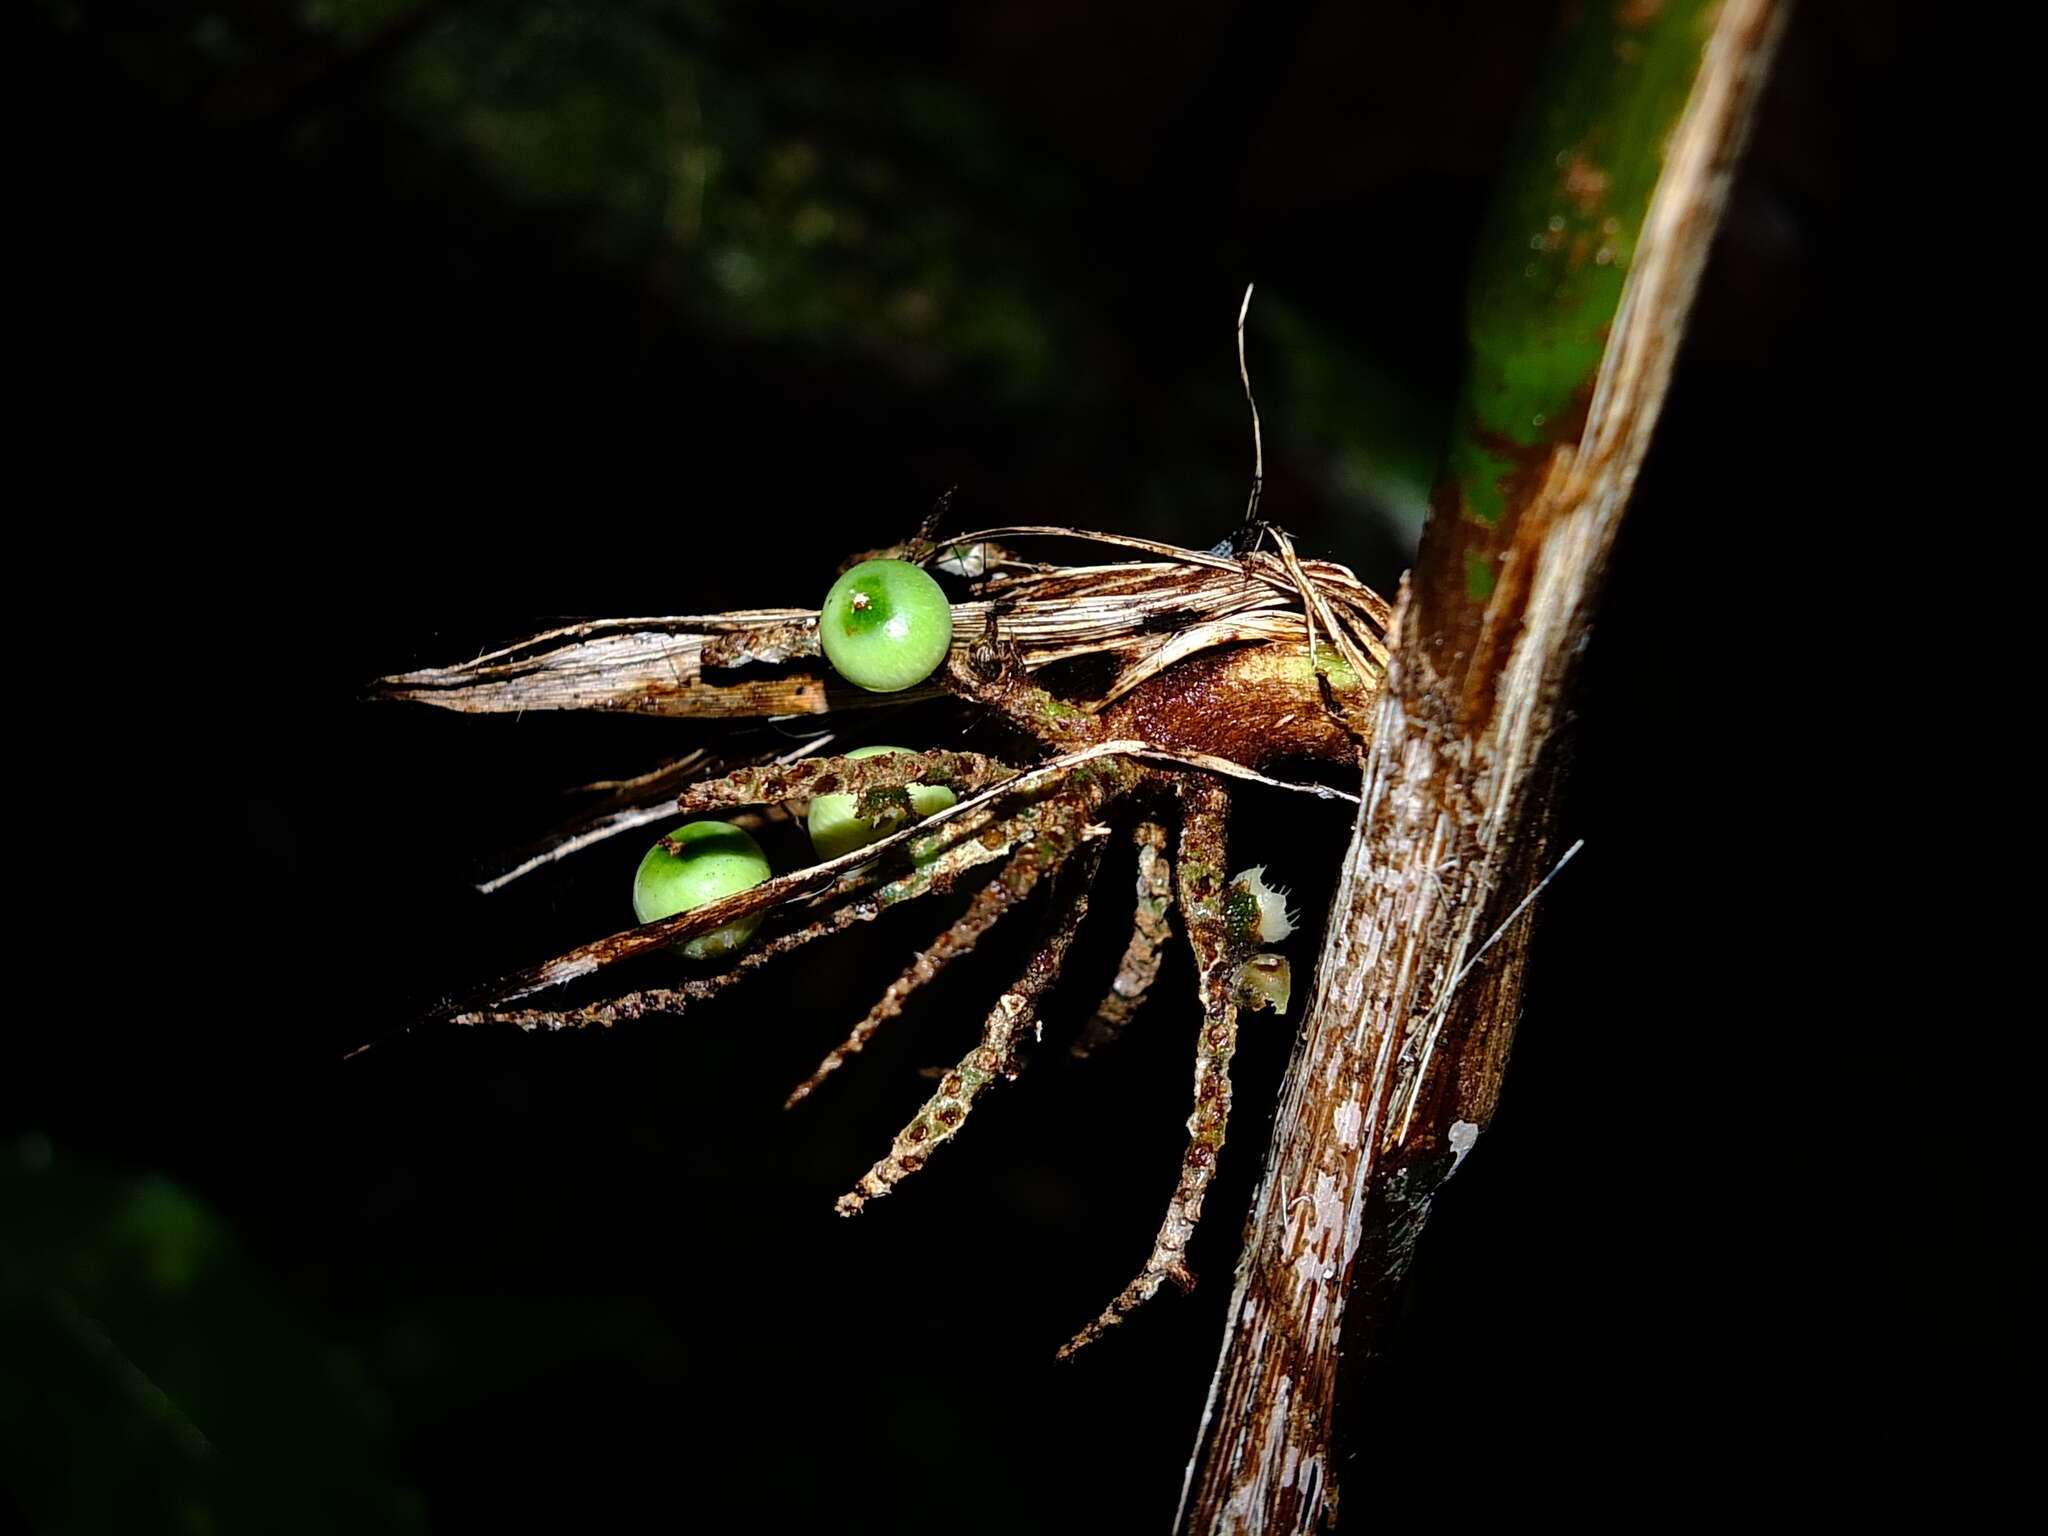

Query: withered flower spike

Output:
[1059, 776, 1239, 1359]
[368, 522, 1398, 1367]
[673, 749, 1011, 819]
[1073, 821, 1175, 1059]
[835, 831, 1106, 1217]
[785, 847, 1053, 1108]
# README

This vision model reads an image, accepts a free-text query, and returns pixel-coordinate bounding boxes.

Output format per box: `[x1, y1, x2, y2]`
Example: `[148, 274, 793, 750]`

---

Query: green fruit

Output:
[818, 559, 953, 692]
[807, 746, 958, 863]
[632, 821, 773, 959]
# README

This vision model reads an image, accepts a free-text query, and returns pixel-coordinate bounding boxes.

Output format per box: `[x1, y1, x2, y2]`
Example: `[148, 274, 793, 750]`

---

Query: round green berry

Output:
[807, 746, 959, 863]
[818, 559, 953, 692]
[632, 820, 773, 960]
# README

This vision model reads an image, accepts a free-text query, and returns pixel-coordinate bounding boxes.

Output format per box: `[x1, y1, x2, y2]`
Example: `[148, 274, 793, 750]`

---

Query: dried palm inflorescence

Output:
[369, 522, 1391, 1352]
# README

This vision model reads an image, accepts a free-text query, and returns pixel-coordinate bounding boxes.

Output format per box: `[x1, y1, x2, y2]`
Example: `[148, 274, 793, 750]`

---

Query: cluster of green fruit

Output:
[634, 560, 955, 956]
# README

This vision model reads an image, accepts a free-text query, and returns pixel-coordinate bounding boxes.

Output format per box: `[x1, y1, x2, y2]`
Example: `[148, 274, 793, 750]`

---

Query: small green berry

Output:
[632, 820, 773, 960]
[807, 746, 958, 863]
[818, 559, 953, 692]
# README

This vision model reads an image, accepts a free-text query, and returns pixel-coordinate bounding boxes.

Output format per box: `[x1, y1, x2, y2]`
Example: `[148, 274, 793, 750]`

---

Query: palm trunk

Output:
[1178, 3, 1787, 1529]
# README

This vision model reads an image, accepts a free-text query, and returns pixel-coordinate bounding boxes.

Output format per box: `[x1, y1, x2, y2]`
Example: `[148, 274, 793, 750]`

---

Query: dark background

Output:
[11, 1, 2028, 1531]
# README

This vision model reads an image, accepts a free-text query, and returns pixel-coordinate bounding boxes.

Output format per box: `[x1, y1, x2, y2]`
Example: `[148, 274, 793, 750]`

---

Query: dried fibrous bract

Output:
[370, 523, 1390, 1352]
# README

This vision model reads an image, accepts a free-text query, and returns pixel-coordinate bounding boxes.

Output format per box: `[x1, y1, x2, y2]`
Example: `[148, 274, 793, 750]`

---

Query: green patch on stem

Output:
[1449, 0, 1717, 530]
[1464, 550, 1498, 601]
[1037, 695, 1086, 725]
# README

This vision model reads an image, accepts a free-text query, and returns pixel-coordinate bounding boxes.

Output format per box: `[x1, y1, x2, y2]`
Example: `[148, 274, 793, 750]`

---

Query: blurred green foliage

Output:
[3, 1138, 426, 1534]
[367, 0, 1084, 401]
[33, 0, 1438, 558]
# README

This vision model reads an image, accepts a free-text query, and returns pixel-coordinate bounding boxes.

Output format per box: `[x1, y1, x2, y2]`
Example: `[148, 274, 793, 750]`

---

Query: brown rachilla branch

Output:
[1073, 819, 1175, 1058]
[1176, 4, 1787, 1531]
[1061, 773, 1239, 1355]
[783, 846, 1057, 1107]
[836, 822, 1110, 1215]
